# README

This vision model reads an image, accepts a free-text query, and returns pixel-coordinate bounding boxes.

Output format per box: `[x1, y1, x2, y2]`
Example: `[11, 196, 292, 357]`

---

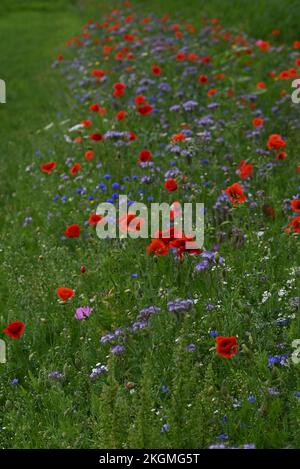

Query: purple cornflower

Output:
[195, 251, 223, 272]
[160, 423, 169, 433]
[90, 364, 108, 379]
[48, 371, 64, 380]
[137, 306, 161, 321]
[267, 354, 288, 367]
[167, 298, 194, 313]
[111, 345, 125, 355]
[100, 333, 116, 344]
[186, 343, 196, 352]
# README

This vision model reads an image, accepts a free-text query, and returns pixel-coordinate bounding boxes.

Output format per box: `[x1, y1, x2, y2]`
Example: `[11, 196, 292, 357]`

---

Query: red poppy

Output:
[164, 178, 178, 192]
[113, 82, 126, 92]
[139, 149, 152, 163]
[41, 161, 56, 174]
[151, 64, 161, 75]
[137, 104, 153, 115]
[286, 216, 300, 233]
[291, 199, 300, 212]
[91, 69, 105, 78]
[223, 182, 246, 206]
[135, 95, 146, 105]
[146, 239, 169, 256]
[216, 336, 238, 358]
[188, 53, 198, 61]
[198, 74, 208, 84]
[85, 150, 95, 160]
[88, 213, 103, 225]
[256, 81, 266, 89]
[169, 235, 202, 259]
[176, 52, 186, 61]
[128, 131, 137, 141]
[90, 133, 103, 141]
[56, 287, 75, 301]
[3, 321, 25, 340]
[70, 163, 81, 176]
[207, 88, 217, 97]
[64, 224, 80, 238]
[238, 160, 253, 180]
[116, 110, 127, 120]
[119, 213, 144, 233]
[81, 119, 92, 127]
[113, 82, 126, 97]
[252, 117, 264, 127]
[201, 55, 212, 63]
[275, 151, 287, 160]
[172, 132, 186, 142]
[267, 133, 286, 150]
[89, 103, 101, 112]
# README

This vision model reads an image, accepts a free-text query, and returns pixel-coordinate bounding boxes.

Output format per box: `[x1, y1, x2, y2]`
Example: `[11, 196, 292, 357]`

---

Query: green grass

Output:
[0, 0, 300, 449]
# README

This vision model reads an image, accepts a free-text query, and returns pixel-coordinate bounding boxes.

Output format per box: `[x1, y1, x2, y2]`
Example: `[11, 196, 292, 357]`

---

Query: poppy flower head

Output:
[222, 182, 246, 206]
[172, 132, 186, 142]
[238, 160, 253, 180]
[90, 133, 103, 141]
[89, 103, 101, 112]
[164, 178, 178, 192]
[146, 239, 169, 256]
[252, 117, 264, 127]
[286, 216, 300, 233]
[198, 74, 208, 84]
[137, 104, 153, 115]
[91, 69, 105, 78]
[3, 321, 25, 340]
[70, 163, 81, 176]
[113, 82, 126, 97]
[139, 149, 152, 163]
[85, 150, 95, 160]
[81, 119, 92, 128]
[88, 213, 103, 225]
[275, 151, 287, 160]
[135, 95, 146, 105]
[116, 110, 127, 120]
[41, 161, 56, 174]
[151, 64, 161, 75]
[207, 88, 217, 97]
[119, 213, 144, 233]
[267, 133, 286, 150]
[56, 287, 75, 301]
[291, 199, 300, 213]
[216, 336, 238, 358]
[64, 224, 80, 238]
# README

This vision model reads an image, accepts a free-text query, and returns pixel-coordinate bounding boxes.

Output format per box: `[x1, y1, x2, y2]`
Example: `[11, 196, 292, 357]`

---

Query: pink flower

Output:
[75, 306, 93, 320]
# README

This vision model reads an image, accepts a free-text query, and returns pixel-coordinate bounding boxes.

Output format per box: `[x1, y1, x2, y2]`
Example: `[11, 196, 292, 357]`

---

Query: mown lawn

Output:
[0, 0, 300, 449]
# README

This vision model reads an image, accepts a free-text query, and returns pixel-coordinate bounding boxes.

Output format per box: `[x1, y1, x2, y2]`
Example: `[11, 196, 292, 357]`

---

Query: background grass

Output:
[0, 0, 300, 449]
